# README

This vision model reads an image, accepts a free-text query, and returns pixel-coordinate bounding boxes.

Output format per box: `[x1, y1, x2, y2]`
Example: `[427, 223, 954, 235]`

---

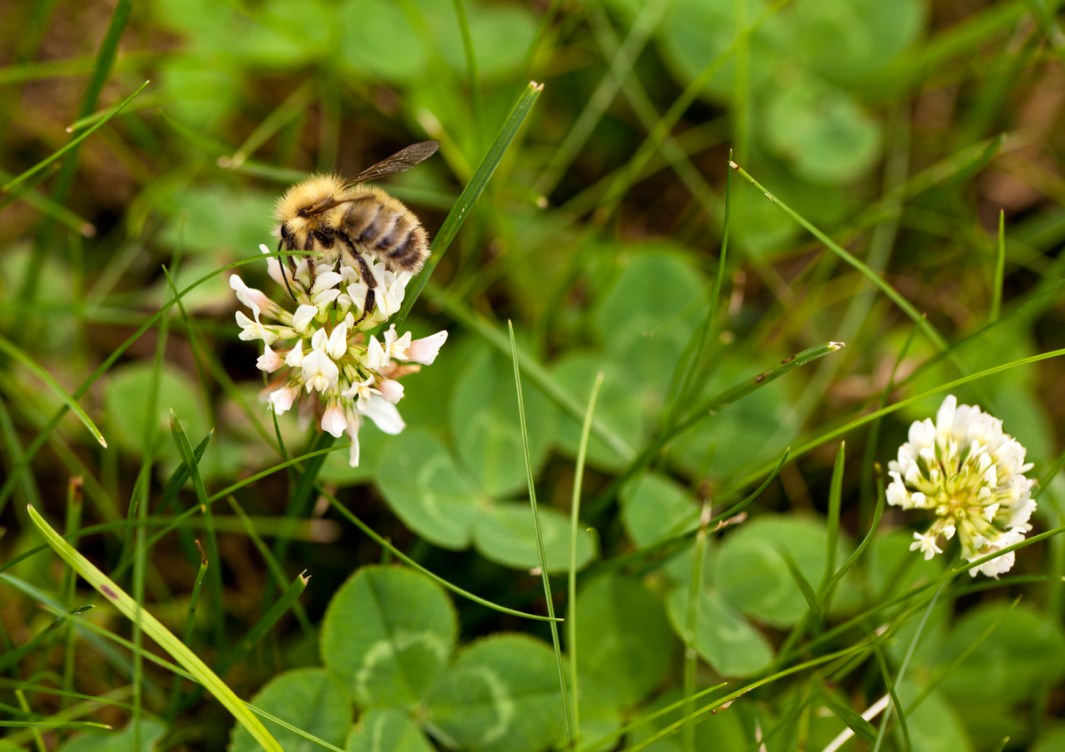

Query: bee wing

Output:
[347, 140, 440, 185]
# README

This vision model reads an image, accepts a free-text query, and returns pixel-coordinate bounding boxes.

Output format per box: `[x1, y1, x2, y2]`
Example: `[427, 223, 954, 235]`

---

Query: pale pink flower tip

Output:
[408, 331, 448, 365]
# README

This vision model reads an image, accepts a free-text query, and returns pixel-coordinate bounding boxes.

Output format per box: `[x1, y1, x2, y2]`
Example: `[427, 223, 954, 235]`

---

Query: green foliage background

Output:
[1, 0, 1065, 750]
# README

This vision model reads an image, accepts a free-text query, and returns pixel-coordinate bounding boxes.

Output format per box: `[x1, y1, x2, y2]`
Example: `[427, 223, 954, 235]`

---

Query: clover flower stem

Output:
[271, 431, 337, 565]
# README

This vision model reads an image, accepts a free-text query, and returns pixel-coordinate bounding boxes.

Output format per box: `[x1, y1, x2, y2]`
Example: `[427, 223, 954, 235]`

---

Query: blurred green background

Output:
[2, 0, 1065, 750]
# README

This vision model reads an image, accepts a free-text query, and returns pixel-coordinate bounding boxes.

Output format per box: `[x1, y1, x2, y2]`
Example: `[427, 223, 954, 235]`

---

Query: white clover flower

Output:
[230, 244, 448, 466]
[886, 394, 1036, 578]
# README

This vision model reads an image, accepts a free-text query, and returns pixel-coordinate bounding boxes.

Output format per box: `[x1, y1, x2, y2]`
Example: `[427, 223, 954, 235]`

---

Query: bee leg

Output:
[340, 241, 377, 327]
[352, 254, 377, 327]
[276, 240, 299, 300]
[360, 289, 376, 326]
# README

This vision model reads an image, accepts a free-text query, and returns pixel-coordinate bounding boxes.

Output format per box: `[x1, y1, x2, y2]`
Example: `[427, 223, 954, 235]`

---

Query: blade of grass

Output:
[786, 107, 909, 441]
[591, 447, 789, 581]
[682, 502, 712, 752]
[145, 438, 351, 551]
[779, 548, 822, 623]
[394, 80, 544, 326]
[159, 431, 213, 514]
[222, 569, 309, 675]
[451, 0, 483, 148]
[787, 528, 1064, 669]
[729, 345, 1065, 496]
[731, 161, 953, 351]
[1, 573, 174, 689]
[992, 210, 1006, 321]
[0, 603, 83, 672]
[244, 706, 346, 752]
[821, 491, 887, 614]
[659, 149, 734, 438]
[594, 631, 887, 752]
[670, 342, 845, 444]
[128, 265, 174, 749]
[25, 505, 284, 752]
[225, 495, 314, 641]
[0, 687, 132, 750]
[535, 0, 671, 196]
[0, 387, 41, 514]
[320, 487, 559, 623]
[1, 0, 132, 241]
[589, 342, 843, 518]
[0, 252, 282, 511]
[427, 282, 634, 460]
[567, 370, 604, 743]
[164, 262, 283, 459]
[901, 595, 1021, 720]
[0, 337, 107, 447]
[0, 168, 94, 235]
[599, 0, 790, 222]
[62, 479, 84, 710]
[165, 540, 209, 724]
[871, 0, 1028, 99]
[509, 322, 574, 746]
[869, 581, 947, 752]
[218, 80, 316, 170]
[819, 442, 846, 600]
[0, 721, 111, 731]
[1, 80, 148, 197]
[271, 431, 336, 564]
[818, 680, 880, 746]
[170, 414, 225, 651]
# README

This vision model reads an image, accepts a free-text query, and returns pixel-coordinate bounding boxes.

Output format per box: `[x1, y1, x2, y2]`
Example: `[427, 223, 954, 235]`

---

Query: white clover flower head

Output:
[230, 244, 447, 466]
[886, 394, 1036, 577]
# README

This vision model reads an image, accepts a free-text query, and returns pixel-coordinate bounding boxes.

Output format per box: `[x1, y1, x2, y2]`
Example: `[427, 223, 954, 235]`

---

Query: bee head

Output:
[275, 174, 347, 229]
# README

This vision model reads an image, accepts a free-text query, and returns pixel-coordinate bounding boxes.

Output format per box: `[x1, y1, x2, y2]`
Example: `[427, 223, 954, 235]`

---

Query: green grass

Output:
[2, 1, 1065, 751]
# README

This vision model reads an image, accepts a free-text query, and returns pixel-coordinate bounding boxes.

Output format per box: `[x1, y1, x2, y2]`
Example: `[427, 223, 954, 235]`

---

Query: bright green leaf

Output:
[666, 586, 773, 677]
[714, 515, 851, 627]
[345, 707, 433, 752]
[158, 184, 275, 258]
[104, 362, 210, 463]
[592, 247, 706, 394]
[658, 0, 787, 101]
[573, 573, 677, 709]
[472, 502, 597, 573]
[938, 603, 1065, 705]
[896, 682, 975, 752]
[230, 668, 350, 752]
[669, 354, 797, 483]
[376, 428, 485, 549]
[321, 566, 457, 709]
[338, 0, 427, 83]
[620, 472, 699, 550]
[450, 342, 556, 498]
[236, 0, 333, 67]
[552, 354, 645, 471]
[424, 635, 565, 752]
[789, 0, 926, 82]
[761, 77, 882, 184]
[620, 472, 701, 581]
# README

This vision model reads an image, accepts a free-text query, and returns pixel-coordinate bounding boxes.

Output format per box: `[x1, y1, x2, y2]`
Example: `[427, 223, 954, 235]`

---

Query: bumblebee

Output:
[274, 140, 439, 318]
